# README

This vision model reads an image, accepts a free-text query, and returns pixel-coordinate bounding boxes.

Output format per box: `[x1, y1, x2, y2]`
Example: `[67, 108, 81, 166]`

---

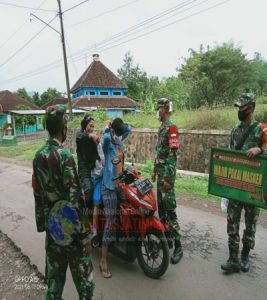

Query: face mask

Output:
[156, 110, 160, 121]
[238, 109, 251, 122]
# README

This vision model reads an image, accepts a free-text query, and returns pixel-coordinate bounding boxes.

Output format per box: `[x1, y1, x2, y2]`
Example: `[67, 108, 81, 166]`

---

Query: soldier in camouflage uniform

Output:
[152, 98, 183, 265]
[32, 105, 95, 299]
[221, 91, 267, 273]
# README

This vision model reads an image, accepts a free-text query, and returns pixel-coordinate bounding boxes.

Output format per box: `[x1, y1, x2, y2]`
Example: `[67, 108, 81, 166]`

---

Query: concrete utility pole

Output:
[57, 0, 72, 119]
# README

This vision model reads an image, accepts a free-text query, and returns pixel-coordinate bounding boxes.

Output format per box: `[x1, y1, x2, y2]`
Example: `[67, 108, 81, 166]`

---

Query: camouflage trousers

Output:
[227, 200, 260, 252]
[45, 234, 95, 300]
[157, 176, 180, 241]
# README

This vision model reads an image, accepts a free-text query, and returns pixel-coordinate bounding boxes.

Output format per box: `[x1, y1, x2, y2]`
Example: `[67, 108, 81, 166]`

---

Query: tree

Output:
[32, 92, 41, 106]
[40, 88, 62, 107]
[251, 52, 267, 96]
[178, 42, 257, 108]
[15, 88, 31, 101]
[117, 52, 149, 100]
[14, 105, 36, 132]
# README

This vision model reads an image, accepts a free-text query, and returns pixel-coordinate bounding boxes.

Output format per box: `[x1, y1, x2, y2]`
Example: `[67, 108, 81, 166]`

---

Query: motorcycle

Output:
[95, 163, 170, 279]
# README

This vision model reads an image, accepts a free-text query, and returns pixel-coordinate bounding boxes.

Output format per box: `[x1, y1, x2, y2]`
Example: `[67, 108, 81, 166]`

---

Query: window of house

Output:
[89, 91, 96, 95]
[100, 91, 109, 96]
[113, 91, 121, 96]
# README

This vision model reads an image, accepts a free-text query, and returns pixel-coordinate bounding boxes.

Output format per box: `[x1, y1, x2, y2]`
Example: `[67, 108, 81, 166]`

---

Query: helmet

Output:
[155, 98, 173, 112]
[234, 90, 256, 108]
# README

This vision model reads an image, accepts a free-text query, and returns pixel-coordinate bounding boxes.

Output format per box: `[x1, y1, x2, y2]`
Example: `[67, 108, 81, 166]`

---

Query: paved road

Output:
[0, 159, 267, 300]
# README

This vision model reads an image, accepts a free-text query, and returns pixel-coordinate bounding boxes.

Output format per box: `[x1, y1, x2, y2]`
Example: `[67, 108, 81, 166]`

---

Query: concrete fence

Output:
[65, 128, 230, 173]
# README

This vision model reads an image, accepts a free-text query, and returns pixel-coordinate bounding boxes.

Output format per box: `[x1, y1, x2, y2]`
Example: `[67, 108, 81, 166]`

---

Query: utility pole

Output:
[57, 0, 72, 119]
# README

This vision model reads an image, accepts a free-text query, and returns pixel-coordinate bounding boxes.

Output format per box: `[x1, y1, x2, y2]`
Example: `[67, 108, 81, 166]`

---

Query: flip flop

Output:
[99, 265, 112, 279]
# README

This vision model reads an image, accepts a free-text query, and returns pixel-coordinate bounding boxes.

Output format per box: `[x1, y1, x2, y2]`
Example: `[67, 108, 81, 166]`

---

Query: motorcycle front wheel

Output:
[136, 229, 169, 279]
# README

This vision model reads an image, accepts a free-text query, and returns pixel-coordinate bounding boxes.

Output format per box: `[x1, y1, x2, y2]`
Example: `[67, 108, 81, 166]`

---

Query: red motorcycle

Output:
[96, 164, 169, 279]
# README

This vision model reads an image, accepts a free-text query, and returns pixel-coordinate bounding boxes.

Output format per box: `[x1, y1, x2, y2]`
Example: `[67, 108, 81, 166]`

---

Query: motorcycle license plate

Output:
[136, 179, 153, 195]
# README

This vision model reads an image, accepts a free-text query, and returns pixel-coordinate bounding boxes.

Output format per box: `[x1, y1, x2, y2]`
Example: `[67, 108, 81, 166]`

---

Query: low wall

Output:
[65, 128, 230, 173]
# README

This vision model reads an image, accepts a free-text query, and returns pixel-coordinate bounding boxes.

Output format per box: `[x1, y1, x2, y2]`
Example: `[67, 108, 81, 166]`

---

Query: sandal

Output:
[99, 265, 112, 279]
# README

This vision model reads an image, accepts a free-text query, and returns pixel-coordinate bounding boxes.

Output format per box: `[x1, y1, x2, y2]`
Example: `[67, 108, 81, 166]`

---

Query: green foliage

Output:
[68, 110, 109, 130]
[136, 161, 216, 201]
[117, 51, 149, 101]
[15, 88, 32, 101]
[178, 42, 257, 108]
[14, 105, 36, 131]
[251, 52, 267, 96]
[40, 88, 62, 107]
[0, 141, 43, 160]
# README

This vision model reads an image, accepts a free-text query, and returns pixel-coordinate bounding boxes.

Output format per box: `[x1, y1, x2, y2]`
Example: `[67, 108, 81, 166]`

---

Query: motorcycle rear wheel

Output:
[136, 229, 169, 279]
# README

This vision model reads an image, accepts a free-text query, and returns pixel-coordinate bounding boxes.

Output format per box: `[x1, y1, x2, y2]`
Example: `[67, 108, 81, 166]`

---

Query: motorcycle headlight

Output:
[127, 190, 153, 209]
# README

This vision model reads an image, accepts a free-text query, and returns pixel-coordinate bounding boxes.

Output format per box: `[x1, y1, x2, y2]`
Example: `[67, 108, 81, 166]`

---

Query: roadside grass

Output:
[136, 161, 218, 202]
[0, 141, 43, 161]
[68, 103, 267, 130]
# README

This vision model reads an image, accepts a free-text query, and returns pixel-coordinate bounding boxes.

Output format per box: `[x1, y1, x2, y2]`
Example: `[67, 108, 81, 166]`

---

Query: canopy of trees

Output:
[117, 44, 267, 111]
[15, 88, 62, 108]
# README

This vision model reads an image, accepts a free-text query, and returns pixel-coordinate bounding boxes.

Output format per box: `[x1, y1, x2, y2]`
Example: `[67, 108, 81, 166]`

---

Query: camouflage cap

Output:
[234, 92, 256, 108]
[45, 104, 68, 123]
[155, 98, 171, 110]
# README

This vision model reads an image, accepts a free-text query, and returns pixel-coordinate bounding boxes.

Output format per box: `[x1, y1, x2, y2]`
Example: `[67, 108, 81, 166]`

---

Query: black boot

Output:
[221, 250, 240, 273]
[171, 240, 183, 264]
[240, 246, 250, 272]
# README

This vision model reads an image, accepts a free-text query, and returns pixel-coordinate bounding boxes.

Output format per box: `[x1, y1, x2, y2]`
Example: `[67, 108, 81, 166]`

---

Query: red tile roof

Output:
[0, 90, 39, 111]
[72, 96, 139, 109]
[70, 57, 126, 92]
[41, 97, 68, 109]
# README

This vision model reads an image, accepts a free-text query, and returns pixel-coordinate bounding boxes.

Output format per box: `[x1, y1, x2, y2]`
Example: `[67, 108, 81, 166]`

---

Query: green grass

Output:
[0, 141, 43, 161]
[68, 103, 267, 130]
[136, 161, 217, 201]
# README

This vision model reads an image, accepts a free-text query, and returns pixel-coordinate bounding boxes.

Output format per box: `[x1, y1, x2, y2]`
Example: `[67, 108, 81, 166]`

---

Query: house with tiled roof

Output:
[70, 54, 139, 117]
[41, 97, 68, 109]
[0, 90, 41, 132]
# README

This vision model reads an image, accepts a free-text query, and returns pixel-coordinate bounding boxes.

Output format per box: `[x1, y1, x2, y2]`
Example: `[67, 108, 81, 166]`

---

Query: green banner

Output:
[208, 147, 267, 209]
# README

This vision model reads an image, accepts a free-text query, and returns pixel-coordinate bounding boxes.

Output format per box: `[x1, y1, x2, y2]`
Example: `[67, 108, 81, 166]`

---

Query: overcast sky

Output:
[0, 0, 266, 94]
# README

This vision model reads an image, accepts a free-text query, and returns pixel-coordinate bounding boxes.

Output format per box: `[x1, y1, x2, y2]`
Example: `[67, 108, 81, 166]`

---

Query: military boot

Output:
[171, 240, 183, 264]
[221, 250, 240, 273]
[240, 246, 250, 272]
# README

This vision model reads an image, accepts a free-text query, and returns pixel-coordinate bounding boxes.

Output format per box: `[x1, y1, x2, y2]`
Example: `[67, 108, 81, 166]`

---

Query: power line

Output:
[0, 0, 48, 50]
[63, 0, 91, 14]
[68, 0, 140, 28]
[0, 0, 230, 85]
[0, 14, 58, 68]
[0, 1, 55, 12]
[98, 0, 231, 54]
[0, 0, 193, 75]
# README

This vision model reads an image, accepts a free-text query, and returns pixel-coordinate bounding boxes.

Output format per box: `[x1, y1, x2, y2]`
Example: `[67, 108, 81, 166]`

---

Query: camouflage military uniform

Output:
[154, 119, 181, 241]
[32, 105, 94, 300]
[227, 120, 267, 252]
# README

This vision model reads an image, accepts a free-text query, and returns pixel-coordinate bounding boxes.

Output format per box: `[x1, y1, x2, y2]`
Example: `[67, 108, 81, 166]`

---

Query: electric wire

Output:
[0, 0, 195, 76]
[63, 0, 91, 14]
[0, 0, 48, 51]
[0, 1, 54, 12]
[68, 0, 140, 28]
[0, 14, 59, 69]
[0, 0, 230, 85]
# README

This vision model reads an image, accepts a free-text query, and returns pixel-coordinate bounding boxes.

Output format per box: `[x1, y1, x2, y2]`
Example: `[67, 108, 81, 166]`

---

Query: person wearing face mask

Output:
[32, 105, 95, 299]
[221, 91, 267, 273]
[99, 117, 131, 278]
[152, 98, 183, 265]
